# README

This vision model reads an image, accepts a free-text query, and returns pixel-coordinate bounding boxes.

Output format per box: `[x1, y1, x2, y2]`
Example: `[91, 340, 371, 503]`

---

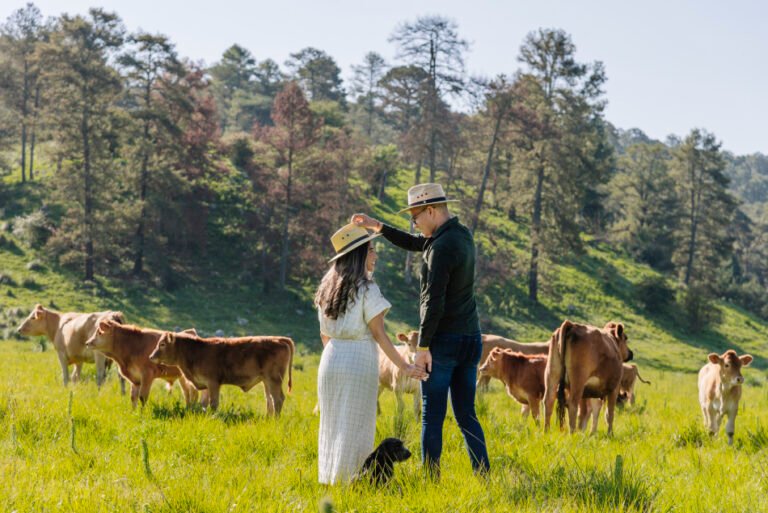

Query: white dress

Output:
[317, 282, 392, 484]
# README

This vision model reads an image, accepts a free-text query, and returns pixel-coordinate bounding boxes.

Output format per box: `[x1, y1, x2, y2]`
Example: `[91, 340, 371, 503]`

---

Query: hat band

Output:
[408, 196, 447, 208]
[335, 234, 371, 255]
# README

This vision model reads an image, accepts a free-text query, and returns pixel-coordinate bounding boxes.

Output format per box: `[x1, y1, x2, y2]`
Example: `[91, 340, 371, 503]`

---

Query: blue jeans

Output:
[421, 331, 490, 476]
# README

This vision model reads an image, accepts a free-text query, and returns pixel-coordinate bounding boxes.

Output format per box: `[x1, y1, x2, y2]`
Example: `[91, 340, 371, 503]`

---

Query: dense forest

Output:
[1, 3, 766, 328]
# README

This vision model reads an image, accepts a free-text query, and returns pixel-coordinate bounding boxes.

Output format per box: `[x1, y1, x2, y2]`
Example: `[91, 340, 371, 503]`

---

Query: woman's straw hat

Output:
[328, 223, 382, 262]
[396, 183, 460, 214]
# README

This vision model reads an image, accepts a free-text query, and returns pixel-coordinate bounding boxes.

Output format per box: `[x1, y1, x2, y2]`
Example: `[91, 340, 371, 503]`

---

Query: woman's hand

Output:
[403, 363, 428, 381]
[351, 213, 382, 232]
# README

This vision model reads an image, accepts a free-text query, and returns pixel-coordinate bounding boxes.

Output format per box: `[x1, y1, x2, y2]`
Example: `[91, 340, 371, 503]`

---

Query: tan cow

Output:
[543, 320, 633, 434]
[17, 304, 124, 388]
[479, 347, 547, 424]
[85, 320, 199, 408]
[477, 334, 550, 391]
[378, 331, 421, 417]
[149, 331, 294, 415]
[698, 350, 753, 445]
[617, 363, 651, 406]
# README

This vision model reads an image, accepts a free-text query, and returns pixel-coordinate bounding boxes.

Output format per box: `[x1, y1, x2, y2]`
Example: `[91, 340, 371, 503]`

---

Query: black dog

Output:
[355, 438, 412, 485]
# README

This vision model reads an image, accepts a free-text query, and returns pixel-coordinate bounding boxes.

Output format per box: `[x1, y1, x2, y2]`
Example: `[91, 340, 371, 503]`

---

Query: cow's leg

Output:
[476, 374, 491, 392]
[543, 365, 560, 432]
[71, 362, 83, 383]
[521, 404, 530, 419]
[207, 383, 221, 411]
[577, 397, 590, 431]
[57, 351, 70, 386]
[130, 383, 140, 409]
[529, 400, 541, 426]
[394, 387, 405, 414]
[604, 390, 619, 435]
[376, 386, 383, 415]
[724, 407, 738, 446]
[628, 384, 636, 406]
[413, 391, 421, 418]
[119, 375, 126, 395]
[138, 376, 153, 407]
[95, 353, 106, 388]
[590, 399, 602, 434]
[180, 379, 198, 407]
[267, 380, 285, 416]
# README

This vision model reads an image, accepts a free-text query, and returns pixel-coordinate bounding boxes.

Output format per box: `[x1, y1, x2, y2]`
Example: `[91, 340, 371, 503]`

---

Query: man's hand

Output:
[414, 349, 432, 374]
[351, 213, 382, 232]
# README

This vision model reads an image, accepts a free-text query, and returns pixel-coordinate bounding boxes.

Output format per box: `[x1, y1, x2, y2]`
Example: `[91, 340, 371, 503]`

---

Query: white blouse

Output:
[318, 282, 392, 340]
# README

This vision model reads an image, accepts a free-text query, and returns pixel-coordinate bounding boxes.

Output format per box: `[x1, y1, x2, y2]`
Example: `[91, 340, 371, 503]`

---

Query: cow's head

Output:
[85, 318, 118, 351]
[396, 331, 419, 353]
[478, 347, 505, 378]
[605, 321, 633, 362]
[149, 332, 176, 364]
[17, 304, 48, 336]
[708, 350, 752, 387]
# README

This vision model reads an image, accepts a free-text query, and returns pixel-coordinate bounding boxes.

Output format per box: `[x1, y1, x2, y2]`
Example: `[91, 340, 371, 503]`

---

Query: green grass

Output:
[2, 165, 768, 511]
[2, 340, 768, 512]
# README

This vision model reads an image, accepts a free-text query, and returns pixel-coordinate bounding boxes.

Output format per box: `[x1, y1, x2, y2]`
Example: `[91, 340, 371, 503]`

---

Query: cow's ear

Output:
[167, 333, 176, 344]
[708, 353, 721, 364]
[112, 311, 125, 324]
[612, 323, 624, 340]
[397, 333, 408, 342]
[740, 355, 753, 367]
[96, 319, 111, 335]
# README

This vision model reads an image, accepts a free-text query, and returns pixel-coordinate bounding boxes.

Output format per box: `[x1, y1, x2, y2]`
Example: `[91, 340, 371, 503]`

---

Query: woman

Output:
[315, 223, 426, 485]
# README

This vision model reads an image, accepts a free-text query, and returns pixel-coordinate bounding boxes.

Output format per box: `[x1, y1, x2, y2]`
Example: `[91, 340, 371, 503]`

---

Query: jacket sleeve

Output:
[380, 223, 429, 252]
[418, 242, 455, 349]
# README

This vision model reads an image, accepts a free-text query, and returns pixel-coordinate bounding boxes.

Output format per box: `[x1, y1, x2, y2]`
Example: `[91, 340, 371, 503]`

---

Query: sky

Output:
[7, 0, 768, 155]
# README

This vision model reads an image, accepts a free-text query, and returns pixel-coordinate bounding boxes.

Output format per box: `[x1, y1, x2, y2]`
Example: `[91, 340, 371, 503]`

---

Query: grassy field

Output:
[2, 171, 768, 511]
[2, 339, 768, 513]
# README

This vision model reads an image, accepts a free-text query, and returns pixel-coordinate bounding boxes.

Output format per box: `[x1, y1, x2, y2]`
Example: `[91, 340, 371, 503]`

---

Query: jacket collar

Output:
[432, 216, 458, 240]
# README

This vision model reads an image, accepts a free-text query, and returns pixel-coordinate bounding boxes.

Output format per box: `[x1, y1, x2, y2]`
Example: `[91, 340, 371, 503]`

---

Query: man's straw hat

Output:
[328, 223, 382, 262]
[396, 183, 459, 214]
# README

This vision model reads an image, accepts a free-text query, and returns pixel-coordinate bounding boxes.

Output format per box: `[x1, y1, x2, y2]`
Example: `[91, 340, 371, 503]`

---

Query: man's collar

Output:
[432, 216, 458, 239]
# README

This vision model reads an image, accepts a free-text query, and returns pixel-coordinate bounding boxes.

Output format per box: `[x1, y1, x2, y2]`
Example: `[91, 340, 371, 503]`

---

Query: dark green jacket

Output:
[381, 217, 480, 349]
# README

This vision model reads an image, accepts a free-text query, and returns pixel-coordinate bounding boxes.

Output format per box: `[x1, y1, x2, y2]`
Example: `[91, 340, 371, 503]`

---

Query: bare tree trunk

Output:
[82, 105, 94, 281]
[528, 164, 545, 302]
[405, 158, 423, 285]
[20, 60, 29, 182]
[684, 161, 701, 286]
[472, 112, 503, 233]
[133, 81, 153, 276]
[279, 148, 293, 290]
[29, 82, 41, 180]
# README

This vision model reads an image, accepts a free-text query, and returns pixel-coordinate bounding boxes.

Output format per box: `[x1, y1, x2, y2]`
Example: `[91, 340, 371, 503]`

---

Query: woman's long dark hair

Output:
[314, 242, 371, 320]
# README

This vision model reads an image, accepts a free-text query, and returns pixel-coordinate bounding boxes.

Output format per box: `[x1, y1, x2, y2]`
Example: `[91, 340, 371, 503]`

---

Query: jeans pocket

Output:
[430, 333, 461, 365]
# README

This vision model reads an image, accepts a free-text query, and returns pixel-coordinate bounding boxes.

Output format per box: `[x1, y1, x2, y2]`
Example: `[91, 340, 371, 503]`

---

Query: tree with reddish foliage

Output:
[255, 81, 322, 289]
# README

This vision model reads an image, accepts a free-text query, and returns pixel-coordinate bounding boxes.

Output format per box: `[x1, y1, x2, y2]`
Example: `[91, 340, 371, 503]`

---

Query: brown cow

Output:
[17, 304, 124, 388]
[477, 334, 549, 391]
[85, 320, 199, 408]
[479, 347, 547, 424]
[378, 331, 421, 417]
[149, 331, 294, 415]
[698, 350, 753, 445]
[543, 320, 633, 434]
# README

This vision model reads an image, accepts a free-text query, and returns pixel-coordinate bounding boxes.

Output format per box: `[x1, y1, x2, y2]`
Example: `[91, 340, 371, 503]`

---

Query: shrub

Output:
[677, 285, 721, 332]
[635, 275, 675, 314]
[12, 210, 51, 249]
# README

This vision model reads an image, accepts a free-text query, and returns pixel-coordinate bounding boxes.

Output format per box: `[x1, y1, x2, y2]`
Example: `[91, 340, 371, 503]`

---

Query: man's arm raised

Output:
[351, 213, 427, 252]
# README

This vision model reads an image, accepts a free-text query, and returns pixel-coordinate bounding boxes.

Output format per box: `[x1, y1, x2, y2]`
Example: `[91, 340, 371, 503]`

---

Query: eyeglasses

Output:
[410, 207, 429, 223]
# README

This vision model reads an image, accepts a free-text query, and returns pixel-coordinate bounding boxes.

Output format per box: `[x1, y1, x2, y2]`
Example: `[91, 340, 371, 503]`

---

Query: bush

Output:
[635, 275, 675, 314]
[26, 260, 45, 272]
[0, 273, 17, 286]
[677, 285, 722, 332]
[12, 210, 51, 249]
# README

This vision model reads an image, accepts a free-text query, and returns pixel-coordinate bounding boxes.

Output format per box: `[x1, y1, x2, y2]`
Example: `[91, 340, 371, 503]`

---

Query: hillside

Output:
[2, 169, 767, 377]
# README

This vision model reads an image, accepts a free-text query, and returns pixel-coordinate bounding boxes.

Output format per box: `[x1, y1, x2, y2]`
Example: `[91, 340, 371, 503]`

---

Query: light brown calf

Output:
[85, 320, 199, 408]
[17, 304, 124, 388]
[149, 331, 294, 415]
[478, 334, 549, 391]
[479, 347, 547, 424]
[617, 363, 651, 406]
[543, 320, 633, 435]
[698, 350, 752, 445]
[378, 331, 421, 417]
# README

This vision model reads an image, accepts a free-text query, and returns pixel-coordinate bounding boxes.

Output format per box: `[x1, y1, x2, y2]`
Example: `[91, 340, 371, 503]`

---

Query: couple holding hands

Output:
[314, 183, 490, 484]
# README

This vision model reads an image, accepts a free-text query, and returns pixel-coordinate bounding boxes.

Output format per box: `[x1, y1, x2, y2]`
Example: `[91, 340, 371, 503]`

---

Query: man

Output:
[352, 183, 490, 477]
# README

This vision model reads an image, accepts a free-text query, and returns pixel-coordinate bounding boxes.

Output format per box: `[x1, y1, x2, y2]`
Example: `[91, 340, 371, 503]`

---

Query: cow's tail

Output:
[286, 337, 294, 393]
[636, 370, 651, 385]
[556, 320, 572, 429]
